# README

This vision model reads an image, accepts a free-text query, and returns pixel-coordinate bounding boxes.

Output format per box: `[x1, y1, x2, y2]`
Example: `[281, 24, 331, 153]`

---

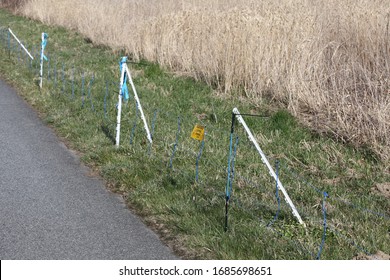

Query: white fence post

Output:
[233, 107, 305, 226]
[115, 58, 126, 147]
[39, 32, 48, 89]
[115, 57, 152, 147]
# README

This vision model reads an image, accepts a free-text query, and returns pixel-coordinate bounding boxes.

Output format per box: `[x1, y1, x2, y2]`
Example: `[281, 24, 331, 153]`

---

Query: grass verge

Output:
[0, 8, 389, 259]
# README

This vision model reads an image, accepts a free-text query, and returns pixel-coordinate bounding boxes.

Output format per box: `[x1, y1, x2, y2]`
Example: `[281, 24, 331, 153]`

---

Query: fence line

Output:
[1, 24, 389, 260]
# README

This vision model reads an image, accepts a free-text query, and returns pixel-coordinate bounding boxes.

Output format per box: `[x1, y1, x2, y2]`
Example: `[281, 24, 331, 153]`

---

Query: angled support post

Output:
[8, 28, 34, 60]
[232, 107, 305, 226]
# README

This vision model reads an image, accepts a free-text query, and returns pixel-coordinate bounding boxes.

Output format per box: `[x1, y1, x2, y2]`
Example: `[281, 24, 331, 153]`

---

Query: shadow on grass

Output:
[101, 123, 115, 145]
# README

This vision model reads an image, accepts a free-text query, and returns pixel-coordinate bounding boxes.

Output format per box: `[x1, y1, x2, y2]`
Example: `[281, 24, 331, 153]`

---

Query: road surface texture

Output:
[0, 79, 177, 259]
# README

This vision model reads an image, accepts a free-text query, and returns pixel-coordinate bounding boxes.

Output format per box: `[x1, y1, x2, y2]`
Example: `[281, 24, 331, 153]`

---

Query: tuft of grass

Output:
[0, 8, 389, 260]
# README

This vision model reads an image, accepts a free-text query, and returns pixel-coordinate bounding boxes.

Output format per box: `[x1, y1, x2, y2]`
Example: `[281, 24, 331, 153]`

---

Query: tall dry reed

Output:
[20, 0, 390, 161]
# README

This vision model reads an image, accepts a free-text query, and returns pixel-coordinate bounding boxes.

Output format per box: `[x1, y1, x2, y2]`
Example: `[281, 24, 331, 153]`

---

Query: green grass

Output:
[0, 8, 389, 260]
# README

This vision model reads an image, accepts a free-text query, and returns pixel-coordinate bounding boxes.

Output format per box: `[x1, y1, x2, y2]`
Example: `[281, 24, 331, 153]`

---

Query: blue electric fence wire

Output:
[281, 160, 390, 221]
[329, 197, 390, 221]
[88, 74, 95, 110]
[2, 24, 388, 260]
[169, 116, 181, 170]
[316, 191, 329, 260]
[280, 160, 323, 195]
[327, 226, 374, 258]
[225, 133, 234, 201]
[268, 160, 281, 227]
[231, 196, 316, 259]
[195, 139, 205, 183]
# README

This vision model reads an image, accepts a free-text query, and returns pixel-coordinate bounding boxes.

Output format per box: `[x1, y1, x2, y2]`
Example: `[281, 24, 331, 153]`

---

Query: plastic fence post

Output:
[169, 116, 181, 170]
[316, 191, 329, 260]
[195, 138, 205, 183]
[88, 74, 95, 110]
[40, 33, 48, 89]
[225, 111, 236, 232]
[229, 136, 239, 195]
[115, 57, 128, 147]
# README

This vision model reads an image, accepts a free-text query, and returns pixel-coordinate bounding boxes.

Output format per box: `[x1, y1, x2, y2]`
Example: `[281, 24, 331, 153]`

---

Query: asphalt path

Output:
[0, 79, 177, 260]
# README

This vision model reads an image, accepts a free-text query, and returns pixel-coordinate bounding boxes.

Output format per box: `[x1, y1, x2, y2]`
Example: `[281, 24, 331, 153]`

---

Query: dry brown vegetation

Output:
[0, 0, 25, 11]
[15, 0, 390, 162]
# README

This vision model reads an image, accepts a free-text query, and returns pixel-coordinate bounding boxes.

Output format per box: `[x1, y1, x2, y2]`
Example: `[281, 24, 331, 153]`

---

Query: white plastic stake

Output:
[39, 32, 45, 88]
[8, 28, 34, 60]
[233, 107, 305, 226]
[115, 63, 126, 147]
[125, 64, 153, 144]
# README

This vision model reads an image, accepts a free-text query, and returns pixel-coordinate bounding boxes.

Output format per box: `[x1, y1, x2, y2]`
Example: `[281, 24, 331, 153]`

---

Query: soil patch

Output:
[372, 183, 390, 199]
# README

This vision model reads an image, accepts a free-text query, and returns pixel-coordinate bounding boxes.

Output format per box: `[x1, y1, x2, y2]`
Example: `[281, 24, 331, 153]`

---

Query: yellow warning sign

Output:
[191, 124, 205, 141]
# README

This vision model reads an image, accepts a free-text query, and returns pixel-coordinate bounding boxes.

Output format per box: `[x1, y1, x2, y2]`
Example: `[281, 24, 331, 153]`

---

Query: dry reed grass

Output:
[18, 0, 390, 162]
[0, 0, 25, 11]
